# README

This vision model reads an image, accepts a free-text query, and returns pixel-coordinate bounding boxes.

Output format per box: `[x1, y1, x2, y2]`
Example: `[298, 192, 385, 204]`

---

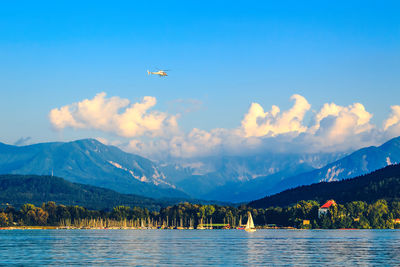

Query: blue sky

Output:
[1, 1, 399, 158]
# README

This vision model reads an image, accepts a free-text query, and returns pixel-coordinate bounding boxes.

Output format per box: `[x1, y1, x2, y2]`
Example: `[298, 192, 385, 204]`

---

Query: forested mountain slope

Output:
[249, 164, 400, 209]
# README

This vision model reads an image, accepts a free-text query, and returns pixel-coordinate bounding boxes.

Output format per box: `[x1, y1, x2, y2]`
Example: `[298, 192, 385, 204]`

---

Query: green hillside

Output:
[0, 174, 167, 211]
[249, 164, 400, 209]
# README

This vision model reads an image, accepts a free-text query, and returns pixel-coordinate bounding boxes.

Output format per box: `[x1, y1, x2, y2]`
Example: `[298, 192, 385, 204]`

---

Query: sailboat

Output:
[245, 211, 256, 232]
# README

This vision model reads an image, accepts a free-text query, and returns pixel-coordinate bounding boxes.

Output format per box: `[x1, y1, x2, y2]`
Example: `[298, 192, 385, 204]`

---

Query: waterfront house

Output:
[318, 200, 336, 218]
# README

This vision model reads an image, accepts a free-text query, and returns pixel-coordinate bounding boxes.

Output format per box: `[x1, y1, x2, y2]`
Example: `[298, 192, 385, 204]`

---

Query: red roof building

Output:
[320, 200, 336, 209]
[318, 200, 336, 217]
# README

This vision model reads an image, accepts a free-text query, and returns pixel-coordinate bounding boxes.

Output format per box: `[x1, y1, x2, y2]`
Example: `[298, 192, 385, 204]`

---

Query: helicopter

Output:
[147, 68, 169, 77]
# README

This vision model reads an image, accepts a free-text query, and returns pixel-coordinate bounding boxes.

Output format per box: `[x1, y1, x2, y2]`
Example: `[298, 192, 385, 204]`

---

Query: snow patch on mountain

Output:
[151, 166, 176, 188]
[361, 155, 368, 171]
[108, 160, 123, 169]
[322, 165, 344, 182]
[108, 160, 146, 182]
[107, 160, 175, 187]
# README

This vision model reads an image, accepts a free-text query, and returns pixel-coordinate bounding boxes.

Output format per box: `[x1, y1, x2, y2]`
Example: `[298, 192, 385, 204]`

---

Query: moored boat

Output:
[245, 211, 256, 232]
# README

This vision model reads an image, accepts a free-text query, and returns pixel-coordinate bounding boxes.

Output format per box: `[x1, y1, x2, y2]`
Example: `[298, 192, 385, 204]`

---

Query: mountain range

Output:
[264, 136, 400, 197]
[170, 136, 400, 202]
[0, 136, 399, 203]
[164, 152, 346, 202]
[0, 139, 187, 199]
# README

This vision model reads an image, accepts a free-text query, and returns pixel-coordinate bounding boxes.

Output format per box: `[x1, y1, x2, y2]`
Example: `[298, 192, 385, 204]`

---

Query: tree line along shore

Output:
[1, 199, 400, 229]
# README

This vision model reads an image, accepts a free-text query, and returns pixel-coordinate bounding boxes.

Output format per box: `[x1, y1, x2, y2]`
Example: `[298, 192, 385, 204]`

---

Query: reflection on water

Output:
[0, 229, 399, 266]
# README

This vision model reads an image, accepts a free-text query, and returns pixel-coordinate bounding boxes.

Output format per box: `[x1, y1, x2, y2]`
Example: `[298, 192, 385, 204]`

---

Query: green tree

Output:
[43, 201, 58, 225]
[391, 201, 400, 219]
[205, 205, 215, 218]
[0, 212, 9, 226]
[111, 206, 131, 221]
[368, 199, 389, 229]
[35, 208, 49, 225]
[56, 205, 71, 223]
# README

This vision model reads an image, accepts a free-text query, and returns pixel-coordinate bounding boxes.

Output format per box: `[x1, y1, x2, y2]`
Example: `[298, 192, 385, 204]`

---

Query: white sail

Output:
[249, 213, 254, 229]
[245, 212, 256, 232]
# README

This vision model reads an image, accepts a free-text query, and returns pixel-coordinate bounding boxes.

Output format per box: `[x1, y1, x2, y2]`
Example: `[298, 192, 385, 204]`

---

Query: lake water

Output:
[0, 229, 399, 266]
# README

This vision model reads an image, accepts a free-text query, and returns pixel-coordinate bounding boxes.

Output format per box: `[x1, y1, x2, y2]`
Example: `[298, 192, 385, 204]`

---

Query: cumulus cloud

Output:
[310, 102, 374, 146]
[241, 94, 310, 137]
[50, 92, 400, 159]
[49, 92, 178, 138]
[384, 105, 400, 130]
[382, 105, 400, 139]
[150, 95, 394, 157]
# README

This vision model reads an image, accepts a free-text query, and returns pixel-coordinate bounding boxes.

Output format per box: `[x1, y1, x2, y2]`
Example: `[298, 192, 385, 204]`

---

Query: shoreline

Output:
[0, 226, 382, 230]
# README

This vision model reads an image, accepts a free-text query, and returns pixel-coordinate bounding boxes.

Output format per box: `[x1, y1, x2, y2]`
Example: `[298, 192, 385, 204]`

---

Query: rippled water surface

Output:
[1, 229, 400, 266]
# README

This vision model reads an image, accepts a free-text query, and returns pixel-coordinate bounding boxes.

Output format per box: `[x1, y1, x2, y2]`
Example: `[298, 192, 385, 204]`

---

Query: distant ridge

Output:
[171, 136, 400, 202]
[248, 164, 400, 209]
[264, 136, 400, 196]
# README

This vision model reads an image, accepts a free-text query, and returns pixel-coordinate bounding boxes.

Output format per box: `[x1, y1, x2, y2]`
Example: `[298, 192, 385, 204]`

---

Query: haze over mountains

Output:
[171, 153, 345, 202]
[0, 136, 399, 203]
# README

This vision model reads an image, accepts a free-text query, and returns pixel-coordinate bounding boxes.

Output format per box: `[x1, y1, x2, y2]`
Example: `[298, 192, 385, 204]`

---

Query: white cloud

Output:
[241, 94, 310, 137]
[384, 105, 400, 130]
[50, 105, 84, 129]
[311, 102, 373, 144]
[50, 92, 400, 159]
[49, 92, 177, 138]
[382, 105, 400, 141]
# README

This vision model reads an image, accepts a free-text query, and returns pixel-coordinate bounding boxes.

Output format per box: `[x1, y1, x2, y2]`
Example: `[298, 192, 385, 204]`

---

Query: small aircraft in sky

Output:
[147, 69, 169, 77]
